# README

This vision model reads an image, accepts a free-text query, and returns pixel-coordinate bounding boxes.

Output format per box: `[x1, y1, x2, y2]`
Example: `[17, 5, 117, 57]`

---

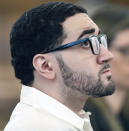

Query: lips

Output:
[100, 64, 111, 75]
[102, 68, 110, 74]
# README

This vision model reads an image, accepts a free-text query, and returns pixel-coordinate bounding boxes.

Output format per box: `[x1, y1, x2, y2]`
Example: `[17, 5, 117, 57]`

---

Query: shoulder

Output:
[4, 103, 76, 131]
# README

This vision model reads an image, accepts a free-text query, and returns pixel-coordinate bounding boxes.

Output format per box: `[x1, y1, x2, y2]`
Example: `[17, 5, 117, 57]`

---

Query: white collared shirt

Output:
[4, 85, 93, 131]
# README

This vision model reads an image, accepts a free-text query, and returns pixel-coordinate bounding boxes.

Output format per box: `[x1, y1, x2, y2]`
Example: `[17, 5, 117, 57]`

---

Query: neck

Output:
[59, 86, 88, 114]
[33, 81, 88, 115]
[104, 87, 126, 115]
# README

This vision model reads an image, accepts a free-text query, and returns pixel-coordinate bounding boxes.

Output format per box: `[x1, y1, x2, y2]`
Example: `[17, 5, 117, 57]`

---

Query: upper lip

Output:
[102, 68, 111, 74]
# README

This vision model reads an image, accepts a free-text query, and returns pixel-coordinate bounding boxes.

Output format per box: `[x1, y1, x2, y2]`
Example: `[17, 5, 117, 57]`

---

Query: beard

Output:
[56, 55, 115, 97]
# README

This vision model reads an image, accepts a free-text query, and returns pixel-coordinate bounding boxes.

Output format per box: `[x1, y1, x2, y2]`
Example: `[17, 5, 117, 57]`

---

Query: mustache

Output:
[100, 64, 110, 74]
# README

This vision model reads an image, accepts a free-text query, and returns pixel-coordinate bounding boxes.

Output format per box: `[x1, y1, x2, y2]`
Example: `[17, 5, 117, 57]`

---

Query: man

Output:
[4, 2, 115, 131]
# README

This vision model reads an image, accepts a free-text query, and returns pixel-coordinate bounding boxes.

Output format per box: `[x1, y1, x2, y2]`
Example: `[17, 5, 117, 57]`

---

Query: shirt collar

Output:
[20, 85, 92, 130]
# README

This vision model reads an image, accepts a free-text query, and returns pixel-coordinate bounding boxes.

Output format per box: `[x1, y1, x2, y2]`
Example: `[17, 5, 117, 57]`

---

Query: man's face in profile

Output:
[55, 13, 115, 97]
[111, 29, 129, 90]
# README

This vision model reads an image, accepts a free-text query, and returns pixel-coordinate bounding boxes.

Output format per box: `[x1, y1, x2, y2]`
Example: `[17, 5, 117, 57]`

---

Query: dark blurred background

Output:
[0, 0, 129, 130]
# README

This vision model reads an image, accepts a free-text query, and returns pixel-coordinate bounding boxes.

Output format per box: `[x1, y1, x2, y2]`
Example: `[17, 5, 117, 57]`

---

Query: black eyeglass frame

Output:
[42, 34, 108, 55]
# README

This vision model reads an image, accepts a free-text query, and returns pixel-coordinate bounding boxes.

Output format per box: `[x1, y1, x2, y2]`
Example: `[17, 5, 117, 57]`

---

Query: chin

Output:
[102, 81, 115, 97]
[92, 80, 115, 98]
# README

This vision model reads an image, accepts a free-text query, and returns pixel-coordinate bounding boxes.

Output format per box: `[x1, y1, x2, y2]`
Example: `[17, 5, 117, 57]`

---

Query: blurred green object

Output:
[84, 98, 124, 131]
[84, 94, 129, 131]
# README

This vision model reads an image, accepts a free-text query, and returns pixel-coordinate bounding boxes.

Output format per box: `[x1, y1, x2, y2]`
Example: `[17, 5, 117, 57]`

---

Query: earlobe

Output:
[33, 54, 56, 80]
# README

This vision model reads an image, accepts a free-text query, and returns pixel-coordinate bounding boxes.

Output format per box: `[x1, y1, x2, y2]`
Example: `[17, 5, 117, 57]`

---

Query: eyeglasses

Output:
[43, 34, 108, 55]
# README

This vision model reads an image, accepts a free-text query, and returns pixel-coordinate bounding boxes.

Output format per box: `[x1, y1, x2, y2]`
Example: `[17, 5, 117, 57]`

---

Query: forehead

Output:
[113, 29, 129, 48]
[62, 13, 99, 39]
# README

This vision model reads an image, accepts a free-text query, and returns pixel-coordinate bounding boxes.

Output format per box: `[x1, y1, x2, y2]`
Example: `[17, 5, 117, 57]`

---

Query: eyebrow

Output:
[77, 28, 101, 40]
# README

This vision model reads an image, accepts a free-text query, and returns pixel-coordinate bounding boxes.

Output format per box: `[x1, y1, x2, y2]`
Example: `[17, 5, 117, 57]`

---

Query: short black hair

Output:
[10, 2, 87, 86]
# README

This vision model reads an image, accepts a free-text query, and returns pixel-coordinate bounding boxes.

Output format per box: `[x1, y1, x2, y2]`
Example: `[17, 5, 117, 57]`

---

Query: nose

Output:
[97, 44, 114, 64]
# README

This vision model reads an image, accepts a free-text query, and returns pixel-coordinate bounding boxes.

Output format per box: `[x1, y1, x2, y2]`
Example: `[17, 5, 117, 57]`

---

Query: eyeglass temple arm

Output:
[43, 38, 88, 53]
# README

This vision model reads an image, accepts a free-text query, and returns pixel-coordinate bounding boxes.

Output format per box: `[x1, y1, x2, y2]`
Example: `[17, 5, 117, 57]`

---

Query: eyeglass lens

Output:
[100, 35, 108, 49]
[89, 35, 108, 54]
[90, 37, 100, 54]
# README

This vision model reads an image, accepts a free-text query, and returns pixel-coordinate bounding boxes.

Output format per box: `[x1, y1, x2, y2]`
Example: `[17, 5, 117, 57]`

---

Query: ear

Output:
[33, 54, 56, 80]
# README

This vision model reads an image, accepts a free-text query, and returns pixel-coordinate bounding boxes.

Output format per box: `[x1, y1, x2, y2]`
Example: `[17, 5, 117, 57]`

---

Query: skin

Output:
[32, 13, 114, 114]
[105, 29, 129, 114]
[111, 29, 129, 89]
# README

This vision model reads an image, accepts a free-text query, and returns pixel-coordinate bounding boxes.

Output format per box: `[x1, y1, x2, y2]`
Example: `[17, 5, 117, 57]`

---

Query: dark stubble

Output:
[55, 55, 115, 97]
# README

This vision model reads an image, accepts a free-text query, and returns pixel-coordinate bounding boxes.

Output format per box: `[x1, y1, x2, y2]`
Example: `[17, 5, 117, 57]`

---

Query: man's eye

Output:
[81, 41, 90, 48]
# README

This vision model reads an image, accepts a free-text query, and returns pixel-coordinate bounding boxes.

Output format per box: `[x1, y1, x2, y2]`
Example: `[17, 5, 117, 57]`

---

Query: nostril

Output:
[96, 56, 109, 64]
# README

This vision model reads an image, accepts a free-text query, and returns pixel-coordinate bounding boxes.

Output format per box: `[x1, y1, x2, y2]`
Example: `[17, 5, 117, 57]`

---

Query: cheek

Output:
[61, 50, 99, 75]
